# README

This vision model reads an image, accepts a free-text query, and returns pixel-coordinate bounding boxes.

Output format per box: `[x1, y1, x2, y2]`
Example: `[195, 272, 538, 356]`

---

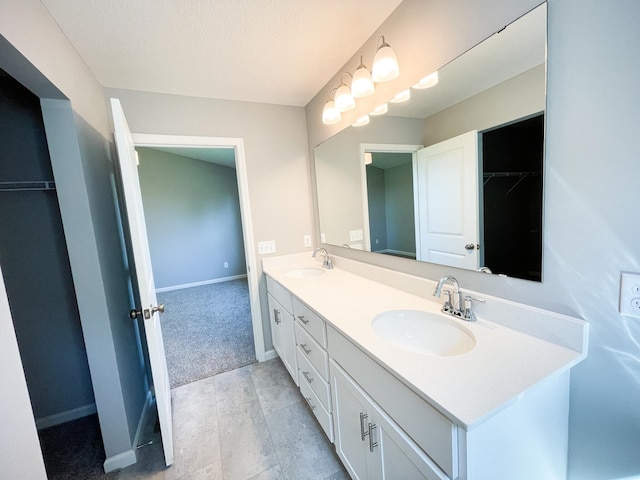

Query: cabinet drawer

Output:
[292, 297, 327, 347]
[266, 275, 293, 314]
[327, 325, 458, 479]
[300, 374, 333, 442]
[297, 349, 331, 411]
[295, 322, 329, 379]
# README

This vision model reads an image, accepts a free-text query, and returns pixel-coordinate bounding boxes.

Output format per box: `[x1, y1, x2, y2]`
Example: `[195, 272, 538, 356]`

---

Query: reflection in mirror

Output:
[314, 3, 546, 282]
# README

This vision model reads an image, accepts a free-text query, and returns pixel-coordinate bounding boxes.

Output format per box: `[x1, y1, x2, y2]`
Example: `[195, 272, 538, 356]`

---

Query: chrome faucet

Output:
[312, 248, 333, 269]
[433, 275, 484, 321]
[433, 275, 461, 314]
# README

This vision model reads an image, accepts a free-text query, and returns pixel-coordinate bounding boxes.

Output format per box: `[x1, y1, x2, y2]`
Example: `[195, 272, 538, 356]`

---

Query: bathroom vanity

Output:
[263, 253, 587, 480]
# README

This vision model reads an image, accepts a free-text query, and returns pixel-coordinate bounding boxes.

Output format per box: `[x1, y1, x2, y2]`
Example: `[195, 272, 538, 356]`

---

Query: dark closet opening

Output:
[481, 113, 544, 282]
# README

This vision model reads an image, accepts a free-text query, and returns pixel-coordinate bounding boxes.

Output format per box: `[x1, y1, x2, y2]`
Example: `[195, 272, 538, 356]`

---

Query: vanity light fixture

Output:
[413, 71, 439, 89]
[352, 115, 370, 127]
[351, 55, 375, 98]
[372, 36, 400, 82]
[370, 103, 388, 116]
[389, 89, 411, 103]
[335, 73, 356, 112]
[322, 88, 342, 125]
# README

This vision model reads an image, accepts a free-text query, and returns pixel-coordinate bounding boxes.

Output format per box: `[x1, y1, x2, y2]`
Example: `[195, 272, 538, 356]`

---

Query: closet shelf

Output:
[0, 181, 56, 192]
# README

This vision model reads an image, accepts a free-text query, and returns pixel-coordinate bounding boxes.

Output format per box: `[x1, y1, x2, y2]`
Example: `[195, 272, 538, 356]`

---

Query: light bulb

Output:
[351, 56, 375, 98]
[372, 36, 399, 83]
[322, 100, 341, 125]
[335, 83, 355, 112]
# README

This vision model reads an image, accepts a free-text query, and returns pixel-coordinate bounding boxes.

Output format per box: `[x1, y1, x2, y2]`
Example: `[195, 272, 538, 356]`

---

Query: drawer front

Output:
[327, 325, 458, 479]
[295, 322, 329, 379]
[300, 374, 333, 442]
[266, 275, 293, 314]
[292, 297, 327, 347]
[297, 349, 331, 411]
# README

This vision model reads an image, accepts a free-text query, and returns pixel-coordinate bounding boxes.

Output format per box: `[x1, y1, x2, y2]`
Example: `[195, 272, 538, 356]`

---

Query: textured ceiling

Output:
[40, 0, 403, 107]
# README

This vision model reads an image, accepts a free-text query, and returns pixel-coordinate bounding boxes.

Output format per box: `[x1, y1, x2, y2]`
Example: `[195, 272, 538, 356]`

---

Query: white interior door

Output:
[110, 98, 174, 466]
[416, 131, 479, 269]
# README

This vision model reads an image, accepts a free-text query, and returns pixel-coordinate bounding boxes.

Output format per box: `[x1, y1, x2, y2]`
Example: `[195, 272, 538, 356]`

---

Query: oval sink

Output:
[284, 267, 325, 279]
[372, 309, 475, 356]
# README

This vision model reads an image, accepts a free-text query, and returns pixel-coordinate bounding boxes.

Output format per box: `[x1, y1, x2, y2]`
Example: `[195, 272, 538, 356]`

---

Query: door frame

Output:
[131, 133, 266, 361]
[359, 143, 422, 254]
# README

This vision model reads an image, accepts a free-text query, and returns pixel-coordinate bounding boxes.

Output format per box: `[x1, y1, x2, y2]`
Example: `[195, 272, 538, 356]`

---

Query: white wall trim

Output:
[35, 403, 97, 430]
[155, 274, 248, 293]
[131, 133, 266, 362]
[264, 348, 279, 361]
[104, 448, 137, 473]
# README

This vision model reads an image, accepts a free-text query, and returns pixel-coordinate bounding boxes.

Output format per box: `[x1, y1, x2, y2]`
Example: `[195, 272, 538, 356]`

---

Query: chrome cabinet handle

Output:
[368, 423, 378, 452]
[300, 343, 311, 355]
[304, 396, 316, 411]
[302, 371, 313, 384]
[297, 315, 309, 325]
[274, 308, 281, 325]
[359, 413, 368, 441]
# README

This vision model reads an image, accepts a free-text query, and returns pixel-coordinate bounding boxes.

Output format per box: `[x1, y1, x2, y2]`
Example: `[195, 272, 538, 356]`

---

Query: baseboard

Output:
[156, 274, 248, 293]
[104, 448, 137, 473]
[35, 403, 97, 430]
[264, 348, 279, 361]
[133, 390, 153, 449]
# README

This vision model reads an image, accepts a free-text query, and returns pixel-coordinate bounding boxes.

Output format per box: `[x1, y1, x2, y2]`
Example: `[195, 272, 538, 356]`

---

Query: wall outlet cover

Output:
[619, 272, 640, 318]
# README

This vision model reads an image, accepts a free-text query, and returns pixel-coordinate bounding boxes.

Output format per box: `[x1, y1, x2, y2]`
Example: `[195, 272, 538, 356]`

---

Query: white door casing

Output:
[416, 131, 479, 269]
[110, 98, 174, 466]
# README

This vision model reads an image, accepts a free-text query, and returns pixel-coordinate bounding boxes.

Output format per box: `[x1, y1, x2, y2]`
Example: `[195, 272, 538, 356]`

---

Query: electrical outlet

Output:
[349, 229, 364, 242]
[257, 240, 276, 255]
[304, 235, 312, 247]
[320, 233, 326, 243]
[619, 272, 640, 318]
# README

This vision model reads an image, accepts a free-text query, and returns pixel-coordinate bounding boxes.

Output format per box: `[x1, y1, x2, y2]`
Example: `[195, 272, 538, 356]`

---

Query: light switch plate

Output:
[619, 272, 640, 318]
[349, 229, 364, 242]
[257, 240, 276, 255]
[304, 235, 312, 247]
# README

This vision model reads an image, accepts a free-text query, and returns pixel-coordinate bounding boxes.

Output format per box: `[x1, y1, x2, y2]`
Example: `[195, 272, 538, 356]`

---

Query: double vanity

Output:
[262, 252, 588, 480]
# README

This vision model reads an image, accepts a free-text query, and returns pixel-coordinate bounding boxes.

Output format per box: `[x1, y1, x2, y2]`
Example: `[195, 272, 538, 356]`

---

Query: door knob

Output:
[151, 304, 165, 315]
[129, 308, 142, 320]
[464, 243, 476, 251]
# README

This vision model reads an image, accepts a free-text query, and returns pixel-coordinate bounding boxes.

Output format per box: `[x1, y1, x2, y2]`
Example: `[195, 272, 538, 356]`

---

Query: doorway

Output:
[135, 145, 256, 387]
[132, 134, 265, 381]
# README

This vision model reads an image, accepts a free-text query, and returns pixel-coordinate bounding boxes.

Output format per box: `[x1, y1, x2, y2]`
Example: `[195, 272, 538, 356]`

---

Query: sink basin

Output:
[284, 267, 325, 279]
[372, 310, 476, 356]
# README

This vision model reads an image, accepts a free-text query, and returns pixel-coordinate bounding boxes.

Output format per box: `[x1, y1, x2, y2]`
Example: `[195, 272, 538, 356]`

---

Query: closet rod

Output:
[0, 181, 56, 192]
[483, 171, 539, 187]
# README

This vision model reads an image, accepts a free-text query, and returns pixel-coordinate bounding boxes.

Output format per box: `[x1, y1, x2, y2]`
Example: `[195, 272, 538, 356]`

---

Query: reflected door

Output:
[416, 131, 479, 269]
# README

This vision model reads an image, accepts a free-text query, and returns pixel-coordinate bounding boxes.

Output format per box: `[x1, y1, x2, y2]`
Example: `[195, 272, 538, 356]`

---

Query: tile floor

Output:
[117, 358, 349, 480]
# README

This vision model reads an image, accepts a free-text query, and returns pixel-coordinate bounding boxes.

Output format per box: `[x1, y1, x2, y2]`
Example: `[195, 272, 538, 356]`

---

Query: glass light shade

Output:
[370, 103, 388, 116]
[322, 100, 341, 125]
[351, 65, 375, 98]
[389, 89, 411, 103]
[352, 115, 370, 127]
[413, 71, 439, 89]
[335, 83, 355, 112]
[372, 41, 399, 82]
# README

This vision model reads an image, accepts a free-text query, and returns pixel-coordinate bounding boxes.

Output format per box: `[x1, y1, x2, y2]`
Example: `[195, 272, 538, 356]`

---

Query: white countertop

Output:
[262, 254, 587, 430]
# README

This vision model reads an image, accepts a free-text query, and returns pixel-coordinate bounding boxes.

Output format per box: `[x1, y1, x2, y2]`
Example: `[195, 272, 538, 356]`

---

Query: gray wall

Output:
[137, 148, 246, 289]
[306, 1, 640, 478]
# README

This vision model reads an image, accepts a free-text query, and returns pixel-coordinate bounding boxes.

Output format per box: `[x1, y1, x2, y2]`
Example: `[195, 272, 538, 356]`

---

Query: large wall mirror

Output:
[314, 3, 546, 282]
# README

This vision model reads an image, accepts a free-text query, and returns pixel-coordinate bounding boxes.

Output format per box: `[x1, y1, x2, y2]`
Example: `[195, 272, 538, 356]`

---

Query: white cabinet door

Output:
[267, 293, 297, 383]
[331, 360, 372, 480]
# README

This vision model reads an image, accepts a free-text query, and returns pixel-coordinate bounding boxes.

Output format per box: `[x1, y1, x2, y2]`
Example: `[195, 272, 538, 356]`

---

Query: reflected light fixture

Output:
[370, 103, 388, 116]
[322, 88, 341, 125]
[389, 89, 411, 103]
[352, 115, 370, 127]
[351, 55, 375, 98]
[413, 71, 439, 89]
[335, 73, 356, 112]
[372, 36, 400, 83]
[364, 152, 373, 165]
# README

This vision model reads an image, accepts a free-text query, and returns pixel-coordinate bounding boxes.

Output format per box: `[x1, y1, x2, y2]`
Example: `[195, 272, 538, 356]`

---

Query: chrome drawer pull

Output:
[300, 343, 312, 355]
[304, 396, 316, 411]
[297, 315, 309, 325]
[359, 412, 368, 441]
[368, 423, 378, 452]
[302, 371, 314, 383]
[274, 308, 281, 325]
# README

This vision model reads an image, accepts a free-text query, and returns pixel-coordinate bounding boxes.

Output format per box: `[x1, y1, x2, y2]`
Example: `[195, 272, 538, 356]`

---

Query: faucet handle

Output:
[463, 295, 485, 321]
